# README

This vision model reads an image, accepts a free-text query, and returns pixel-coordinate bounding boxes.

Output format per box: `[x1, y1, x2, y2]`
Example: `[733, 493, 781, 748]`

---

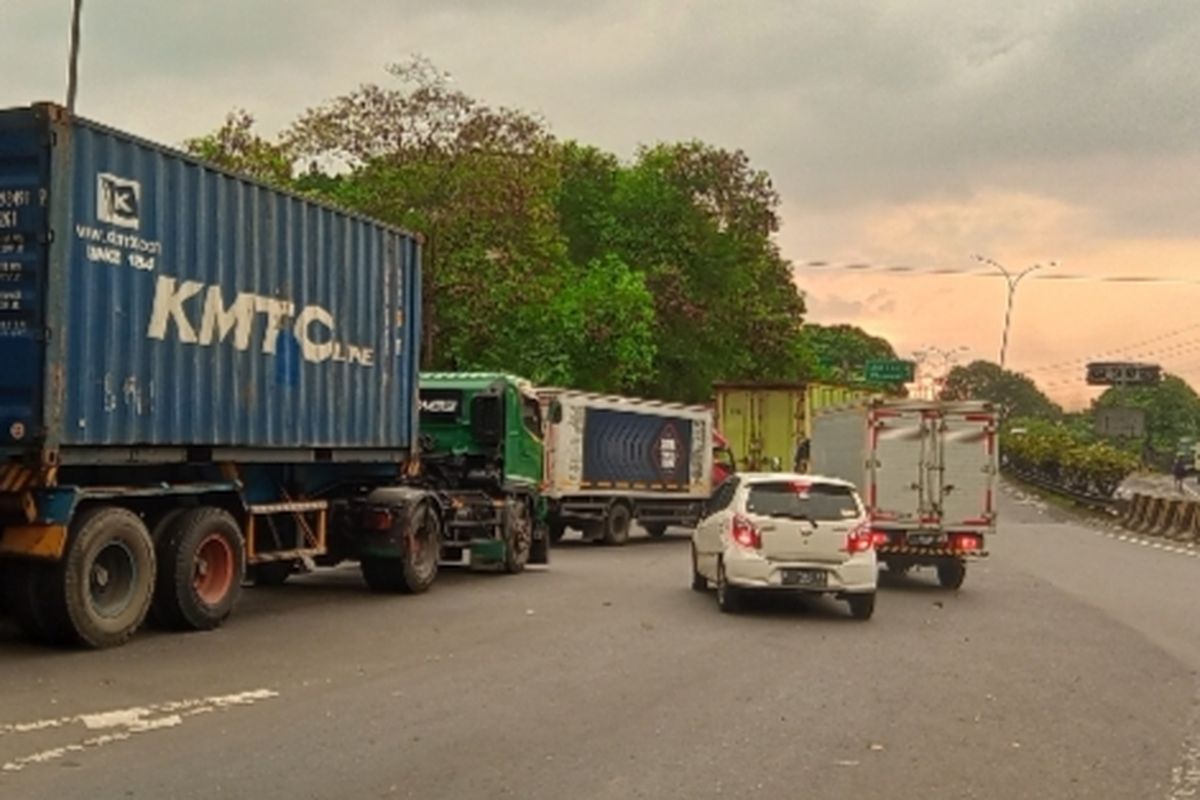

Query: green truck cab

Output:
[416, 372, 551, 569]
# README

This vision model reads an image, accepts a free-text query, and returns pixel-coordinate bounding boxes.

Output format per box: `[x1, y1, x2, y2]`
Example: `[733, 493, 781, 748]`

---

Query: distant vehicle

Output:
[1175, 437, 1200, 473]
[690, 473, 878, 619]
[713, 382, 877, 473]
[811, 400, 998, 590]
[417, 372, 551, 571]
[538, 389, 715, 544]
[712, 429, 737, 487]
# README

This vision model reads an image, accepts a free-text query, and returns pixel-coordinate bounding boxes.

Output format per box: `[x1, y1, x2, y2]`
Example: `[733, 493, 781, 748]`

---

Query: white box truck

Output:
[539, 390, 715, 545]
[810, 400, 998, 588]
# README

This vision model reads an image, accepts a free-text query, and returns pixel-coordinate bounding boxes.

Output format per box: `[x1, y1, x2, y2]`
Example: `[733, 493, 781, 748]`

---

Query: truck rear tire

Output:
[58, 506, 157, 648]
[3, 562, 71, 644]
[602, 503, 632, 546]
[644, 523, 668, 538]
[529, 523, 550, 566]
[503, 500, 532, 574]
[249, 560, 294, 587]
[690, 546, 707, 592]
[361, 502, 440, 594]
[153, 507, 246, 631]
[937, 560, 966, 590]
[716, 559, 741, 613]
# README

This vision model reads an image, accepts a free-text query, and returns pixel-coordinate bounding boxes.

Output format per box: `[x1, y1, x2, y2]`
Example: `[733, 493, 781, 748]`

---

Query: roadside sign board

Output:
[1086, 362, 1161, 386]
[864, 359, 916, 383]
[1094, 407, 1145, 438]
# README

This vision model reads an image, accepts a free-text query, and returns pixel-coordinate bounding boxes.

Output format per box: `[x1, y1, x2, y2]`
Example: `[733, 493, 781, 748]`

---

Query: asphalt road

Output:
[1, 489, 1197, 800]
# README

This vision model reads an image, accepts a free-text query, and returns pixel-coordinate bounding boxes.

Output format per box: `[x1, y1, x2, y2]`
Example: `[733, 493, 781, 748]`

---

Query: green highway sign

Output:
[864, 359, 916, 383]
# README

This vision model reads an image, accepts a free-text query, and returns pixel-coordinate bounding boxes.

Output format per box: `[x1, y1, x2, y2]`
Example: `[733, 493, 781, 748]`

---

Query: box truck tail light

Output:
[363, 508, 394, 531]
[730, 515, 761, 549]
[950, 533, 981, 552]
[869, 530, 890, 548]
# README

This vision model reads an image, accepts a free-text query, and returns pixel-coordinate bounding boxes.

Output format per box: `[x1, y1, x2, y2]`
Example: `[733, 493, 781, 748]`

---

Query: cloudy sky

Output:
[9, 1, 1200, 407]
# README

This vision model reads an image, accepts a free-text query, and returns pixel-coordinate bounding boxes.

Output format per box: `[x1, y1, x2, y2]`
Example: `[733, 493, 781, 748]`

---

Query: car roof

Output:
[732, 472, 859, 491]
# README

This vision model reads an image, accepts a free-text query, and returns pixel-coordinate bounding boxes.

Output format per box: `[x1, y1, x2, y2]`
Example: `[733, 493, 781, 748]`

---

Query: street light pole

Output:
[66, 0, 83, 114]
[974, 255, 1056, 370]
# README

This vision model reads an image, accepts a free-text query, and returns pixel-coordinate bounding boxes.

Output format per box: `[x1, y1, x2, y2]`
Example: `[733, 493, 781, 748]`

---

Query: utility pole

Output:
[973, 255, 1056, 370]
[66, 0, 83, 113]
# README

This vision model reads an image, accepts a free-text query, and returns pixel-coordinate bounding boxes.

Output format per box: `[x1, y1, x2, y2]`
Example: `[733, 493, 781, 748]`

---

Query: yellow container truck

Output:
[713, 383, 875, 473]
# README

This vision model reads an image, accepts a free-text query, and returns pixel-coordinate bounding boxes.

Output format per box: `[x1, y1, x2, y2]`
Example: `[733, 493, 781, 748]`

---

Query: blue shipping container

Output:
[0, 104, 422, 462]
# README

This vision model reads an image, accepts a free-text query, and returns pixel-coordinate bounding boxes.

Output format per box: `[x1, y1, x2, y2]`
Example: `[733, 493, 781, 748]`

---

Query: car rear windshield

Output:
[745, 482, 860, 522]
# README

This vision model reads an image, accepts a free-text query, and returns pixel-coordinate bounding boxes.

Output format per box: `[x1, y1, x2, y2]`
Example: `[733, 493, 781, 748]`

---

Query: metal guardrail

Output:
[1002, 467, 1120, 513]
[1005, 467, 1199, 542]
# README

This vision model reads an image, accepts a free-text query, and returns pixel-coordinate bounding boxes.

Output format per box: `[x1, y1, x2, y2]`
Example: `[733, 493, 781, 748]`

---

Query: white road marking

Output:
[1167, 696, 1200, 800]
[1, 689, 278, 773]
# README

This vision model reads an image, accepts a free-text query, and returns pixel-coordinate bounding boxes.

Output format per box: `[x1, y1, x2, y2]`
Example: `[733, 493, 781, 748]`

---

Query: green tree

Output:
[796, 324, 898, 386]
[561, 141, 807, 401]
[183, 110, 295, 186]
[187, 60, 818, 404]
[482, 255, 657, 391]
[281, 57, 565, 372]
[941, 360, 1062, 419]
[1094, 375, 1200, 455]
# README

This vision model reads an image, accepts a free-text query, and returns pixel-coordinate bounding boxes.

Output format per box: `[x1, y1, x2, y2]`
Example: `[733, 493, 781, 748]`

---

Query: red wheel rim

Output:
[194, 533, 235, 605]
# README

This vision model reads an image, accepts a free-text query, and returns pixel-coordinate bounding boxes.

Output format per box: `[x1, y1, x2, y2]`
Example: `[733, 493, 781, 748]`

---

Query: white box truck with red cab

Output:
[810, 400, 998, 589]
[538, 390, 715, 545]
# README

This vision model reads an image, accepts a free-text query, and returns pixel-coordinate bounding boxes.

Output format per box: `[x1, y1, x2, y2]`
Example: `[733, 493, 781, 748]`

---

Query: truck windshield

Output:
[745, 482, 860, 522]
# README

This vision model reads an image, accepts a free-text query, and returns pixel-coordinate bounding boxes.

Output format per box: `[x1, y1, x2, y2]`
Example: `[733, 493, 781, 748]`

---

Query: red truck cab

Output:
[712, 429, 737, 488]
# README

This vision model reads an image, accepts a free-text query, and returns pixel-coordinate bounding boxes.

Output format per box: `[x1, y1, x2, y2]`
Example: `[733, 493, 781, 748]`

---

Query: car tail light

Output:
[730, 515, 761, 549]
[950, 533, 981, 552]
[363, 508, 394, 531]
[845, 523, 881, 553]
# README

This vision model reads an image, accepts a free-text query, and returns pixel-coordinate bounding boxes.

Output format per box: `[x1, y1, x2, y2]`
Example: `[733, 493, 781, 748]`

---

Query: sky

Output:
[7, 0, 1200, 409]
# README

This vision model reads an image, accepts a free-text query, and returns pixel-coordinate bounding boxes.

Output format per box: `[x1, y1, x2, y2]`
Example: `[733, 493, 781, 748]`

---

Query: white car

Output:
[690, 473, 879, 619]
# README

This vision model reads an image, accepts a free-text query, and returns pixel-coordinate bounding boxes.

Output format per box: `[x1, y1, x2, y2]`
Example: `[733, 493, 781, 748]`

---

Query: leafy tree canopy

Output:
[185, 58, 900, 403]
[941, 360, 1063, 419]
[1094, 375, 1200, 455]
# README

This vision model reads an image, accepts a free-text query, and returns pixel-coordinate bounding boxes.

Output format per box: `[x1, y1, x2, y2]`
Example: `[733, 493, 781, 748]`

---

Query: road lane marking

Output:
[1, 689, 279, 774]
[1167, 694, 1200, 800]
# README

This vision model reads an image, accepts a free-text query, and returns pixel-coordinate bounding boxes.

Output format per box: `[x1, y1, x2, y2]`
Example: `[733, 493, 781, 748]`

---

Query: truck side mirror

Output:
[471, 395, 504, 446]
[548, 400, 563, 424]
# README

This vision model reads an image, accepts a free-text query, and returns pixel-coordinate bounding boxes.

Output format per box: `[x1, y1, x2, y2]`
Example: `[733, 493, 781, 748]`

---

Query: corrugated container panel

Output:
[0, 107, 48, 449]
[0, 104, 421, 458]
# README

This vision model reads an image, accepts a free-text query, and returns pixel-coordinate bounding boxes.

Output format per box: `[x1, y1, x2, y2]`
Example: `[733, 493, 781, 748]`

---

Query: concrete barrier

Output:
[1120, 492, 1200, 541]
[1135, 495, 1167, 534]
[1121, 494, 1150, 528]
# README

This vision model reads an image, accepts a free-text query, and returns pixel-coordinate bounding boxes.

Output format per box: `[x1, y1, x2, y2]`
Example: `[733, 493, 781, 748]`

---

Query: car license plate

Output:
[782, 569, 827, 588]
[908, 533, 940, 547]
